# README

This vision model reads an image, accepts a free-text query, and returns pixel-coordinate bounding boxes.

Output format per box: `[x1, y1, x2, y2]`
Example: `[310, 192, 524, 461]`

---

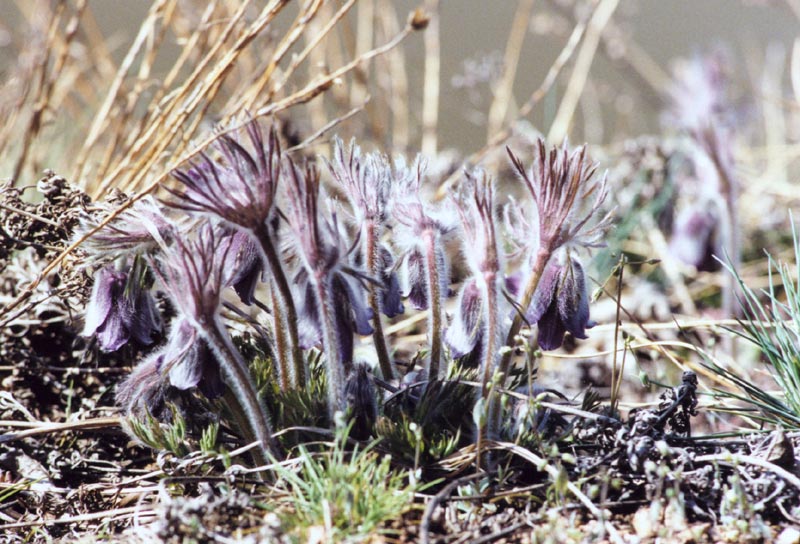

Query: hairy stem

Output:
[498, 246, 553, 379]
[476, 272, 500, 470]
[364, 221, 394, 380]
[424, 229, 443, 379]
[252, 223, 305, 386]
[314, 273, 346, 417]
[203, 318, 279, 471]
[269, 282, 291, 390]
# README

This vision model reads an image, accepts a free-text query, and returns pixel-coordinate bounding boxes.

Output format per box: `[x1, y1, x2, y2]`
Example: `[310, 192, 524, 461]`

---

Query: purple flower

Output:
[160, 318, 225, 399]
[82, 263, 161, 352]
[294, 268, 374, 367]
[116, 353, 167, 419]
[444, 279, 483, 361]
[283, 158, 372, 413]
[528, 256, 595, 351]
[390, 155, 455, 378]
[376, 244, 404, 318]
[223, 229, 265, 306]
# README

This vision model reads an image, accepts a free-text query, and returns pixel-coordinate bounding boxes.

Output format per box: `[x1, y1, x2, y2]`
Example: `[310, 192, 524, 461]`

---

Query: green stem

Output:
[269, 283, 291, 390]
[488, 245, 553, 446]
[203, 318, 279, 472]
[253, 223, 305, 387]
[476, 272, 500, 470]
[424, 229, 443, 379]
[497, 245, 553, 379]
[364, 221, 394, 380]
[314, 273, 346, 417]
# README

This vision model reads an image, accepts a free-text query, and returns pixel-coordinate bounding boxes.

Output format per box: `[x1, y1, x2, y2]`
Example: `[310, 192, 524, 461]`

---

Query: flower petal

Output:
[526, 260, 559, 324]
[378, 245, 404, 318]
[536, 299, 567, 351]
[82, 266, 124, 338]
[445, 280, 484, 359]
[556, 258, 593, 340]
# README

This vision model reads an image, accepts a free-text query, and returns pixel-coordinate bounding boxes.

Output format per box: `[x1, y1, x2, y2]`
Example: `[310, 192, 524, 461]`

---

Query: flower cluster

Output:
[79, 119, 611, 469]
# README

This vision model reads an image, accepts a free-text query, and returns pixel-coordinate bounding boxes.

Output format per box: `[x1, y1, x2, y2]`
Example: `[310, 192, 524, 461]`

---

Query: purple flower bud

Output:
[160, 318, 225, 399]
[345, 363, 378, 439]
[528, 257, 595, 351]
[82, 264, 161, 352]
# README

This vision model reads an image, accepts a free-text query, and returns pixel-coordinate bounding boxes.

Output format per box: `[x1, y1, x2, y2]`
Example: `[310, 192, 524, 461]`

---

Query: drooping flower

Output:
[152, 220, 278, 460]
[501, 139, 610, 356]
[160, 317, 225, 399]
[168, 120, 305, 388]
[82, 262, 161, 352]
[527, 255, 595, 351]
[326, 138, 403, 379]
[116, 352, 167, 420]
[222, 229, 265, 306]
[444, 279, 483, 362]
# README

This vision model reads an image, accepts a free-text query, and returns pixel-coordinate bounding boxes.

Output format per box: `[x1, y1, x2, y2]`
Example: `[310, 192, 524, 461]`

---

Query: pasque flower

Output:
[152, 221, 278, 462]
[82, 261, 161, 352]
[284, 158, 372, 415]
[528, 254, 595, 351]
[223, 229, 265, 306]
[484, 139, 610, 451]
[326, 138, 401, 379]
[391, 156, 455, 379]
[167, 120, 304, 387]
[161, 317, 225, 399]
[448, 172, 504, 382]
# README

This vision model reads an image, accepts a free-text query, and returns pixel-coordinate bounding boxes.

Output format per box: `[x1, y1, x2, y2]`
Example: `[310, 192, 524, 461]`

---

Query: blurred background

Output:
[1, 0, 798, 159]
